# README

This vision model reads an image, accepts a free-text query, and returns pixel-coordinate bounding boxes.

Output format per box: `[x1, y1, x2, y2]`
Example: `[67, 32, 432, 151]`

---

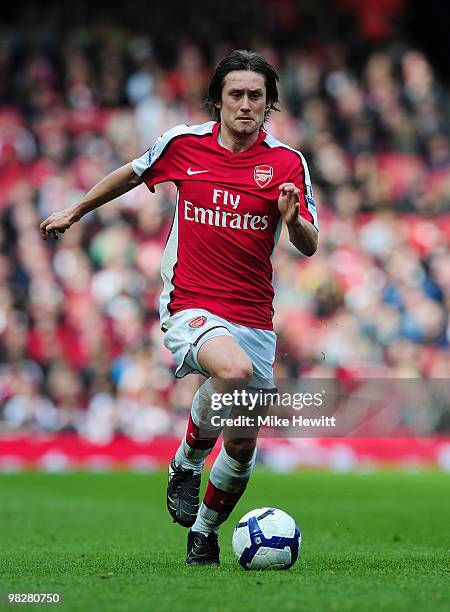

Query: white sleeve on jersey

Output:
[299, 151, 318, 229]
[131, 121, 216, 177]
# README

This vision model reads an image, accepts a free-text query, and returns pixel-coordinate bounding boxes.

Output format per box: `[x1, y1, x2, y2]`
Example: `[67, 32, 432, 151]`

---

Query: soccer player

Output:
[40, 50, 318, 565]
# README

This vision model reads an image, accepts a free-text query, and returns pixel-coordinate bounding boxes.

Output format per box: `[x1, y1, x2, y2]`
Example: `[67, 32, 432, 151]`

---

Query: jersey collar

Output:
[213, 122, 267, 154]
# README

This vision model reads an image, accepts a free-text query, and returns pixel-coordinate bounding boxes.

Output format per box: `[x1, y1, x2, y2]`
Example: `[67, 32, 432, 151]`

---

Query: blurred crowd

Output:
[0, 20, 449, 438]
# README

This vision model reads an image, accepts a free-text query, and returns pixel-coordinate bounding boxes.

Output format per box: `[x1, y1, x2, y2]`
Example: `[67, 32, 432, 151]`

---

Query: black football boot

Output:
[167, 459, 201, 528]
[186, 530, 220, 566]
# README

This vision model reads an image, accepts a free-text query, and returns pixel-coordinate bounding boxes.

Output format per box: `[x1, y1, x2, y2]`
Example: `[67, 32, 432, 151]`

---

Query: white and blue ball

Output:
[232, 507, 301, 570]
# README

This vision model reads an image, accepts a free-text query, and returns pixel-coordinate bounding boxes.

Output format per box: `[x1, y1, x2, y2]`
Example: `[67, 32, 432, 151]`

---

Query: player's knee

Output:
[225, 438, 257, 463]
[212, 357, 253, 382]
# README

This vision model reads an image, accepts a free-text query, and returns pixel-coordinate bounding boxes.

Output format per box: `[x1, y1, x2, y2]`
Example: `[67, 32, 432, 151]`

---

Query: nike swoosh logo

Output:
[187, 167, 209, 175]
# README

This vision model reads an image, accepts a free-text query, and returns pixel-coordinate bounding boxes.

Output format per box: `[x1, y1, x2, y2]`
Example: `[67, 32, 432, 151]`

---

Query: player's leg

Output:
[168, 335, 253, 530]
[174, 335, 253, 474]
[187, 384, 267, 564]
[186, 436, 257, 565]
[186, 327, 275, 565]
[167, 379, 218, 527]
[182, 336, 257, 565]
[196, 335, 254, 385]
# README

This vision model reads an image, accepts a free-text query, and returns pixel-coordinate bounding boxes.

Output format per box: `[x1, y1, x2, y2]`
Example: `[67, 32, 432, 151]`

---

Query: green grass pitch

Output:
[0, 469, 448, 611]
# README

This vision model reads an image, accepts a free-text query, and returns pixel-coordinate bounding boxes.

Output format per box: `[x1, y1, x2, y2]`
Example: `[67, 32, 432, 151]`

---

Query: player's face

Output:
[217, 71, 269, 137]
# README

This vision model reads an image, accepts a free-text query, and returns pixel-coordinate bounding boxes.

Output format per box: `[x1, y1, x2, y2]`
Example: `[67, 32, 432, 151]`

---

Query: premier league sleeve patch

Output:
[306, 183, 315, 208]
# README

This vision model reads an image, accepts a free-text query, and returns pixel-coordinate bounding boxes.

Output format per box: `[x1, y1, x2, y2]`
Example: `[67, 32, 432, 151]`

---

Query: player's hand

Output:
[278, 183, 301, 226]
[40, 208, 79, 241]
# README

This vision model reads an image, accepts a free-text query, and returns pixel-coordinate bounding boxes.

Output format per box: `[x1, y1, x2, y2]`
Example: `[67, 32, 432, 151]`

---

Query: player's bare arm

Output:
[40, 162, 143, 240]
[278, 182, 318, 256]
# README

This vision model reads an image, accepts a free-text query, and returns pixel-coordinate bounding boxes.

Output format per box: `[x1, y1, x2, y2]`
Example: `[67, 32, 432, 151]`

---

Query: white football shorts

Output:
[162, 308, 276, 389]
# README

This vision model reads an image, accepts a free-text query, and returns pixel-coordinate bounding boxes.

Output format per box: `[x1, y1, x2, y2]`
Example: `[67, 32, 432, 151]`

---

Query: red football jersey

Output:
[132, 121, 318, 330]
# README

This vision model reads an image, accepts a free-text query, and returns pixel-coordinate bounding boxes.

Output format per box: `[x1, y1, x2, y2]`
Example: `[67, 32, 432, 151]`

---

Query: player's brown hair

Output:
[205, 49, 280, 121]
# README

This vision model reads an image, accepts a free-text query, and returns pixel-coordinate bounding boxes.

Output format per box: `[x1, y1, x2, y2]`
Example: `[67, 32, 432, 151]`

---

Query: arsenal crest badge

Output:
[254, 165, 273, 188]
[188, 316, 207, 329]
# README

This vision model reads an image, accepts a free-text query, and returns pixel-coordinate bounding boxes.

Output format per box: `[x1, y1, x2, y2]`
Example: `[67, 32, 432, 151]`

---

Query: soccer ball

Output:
[232, 507, 301, 570]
